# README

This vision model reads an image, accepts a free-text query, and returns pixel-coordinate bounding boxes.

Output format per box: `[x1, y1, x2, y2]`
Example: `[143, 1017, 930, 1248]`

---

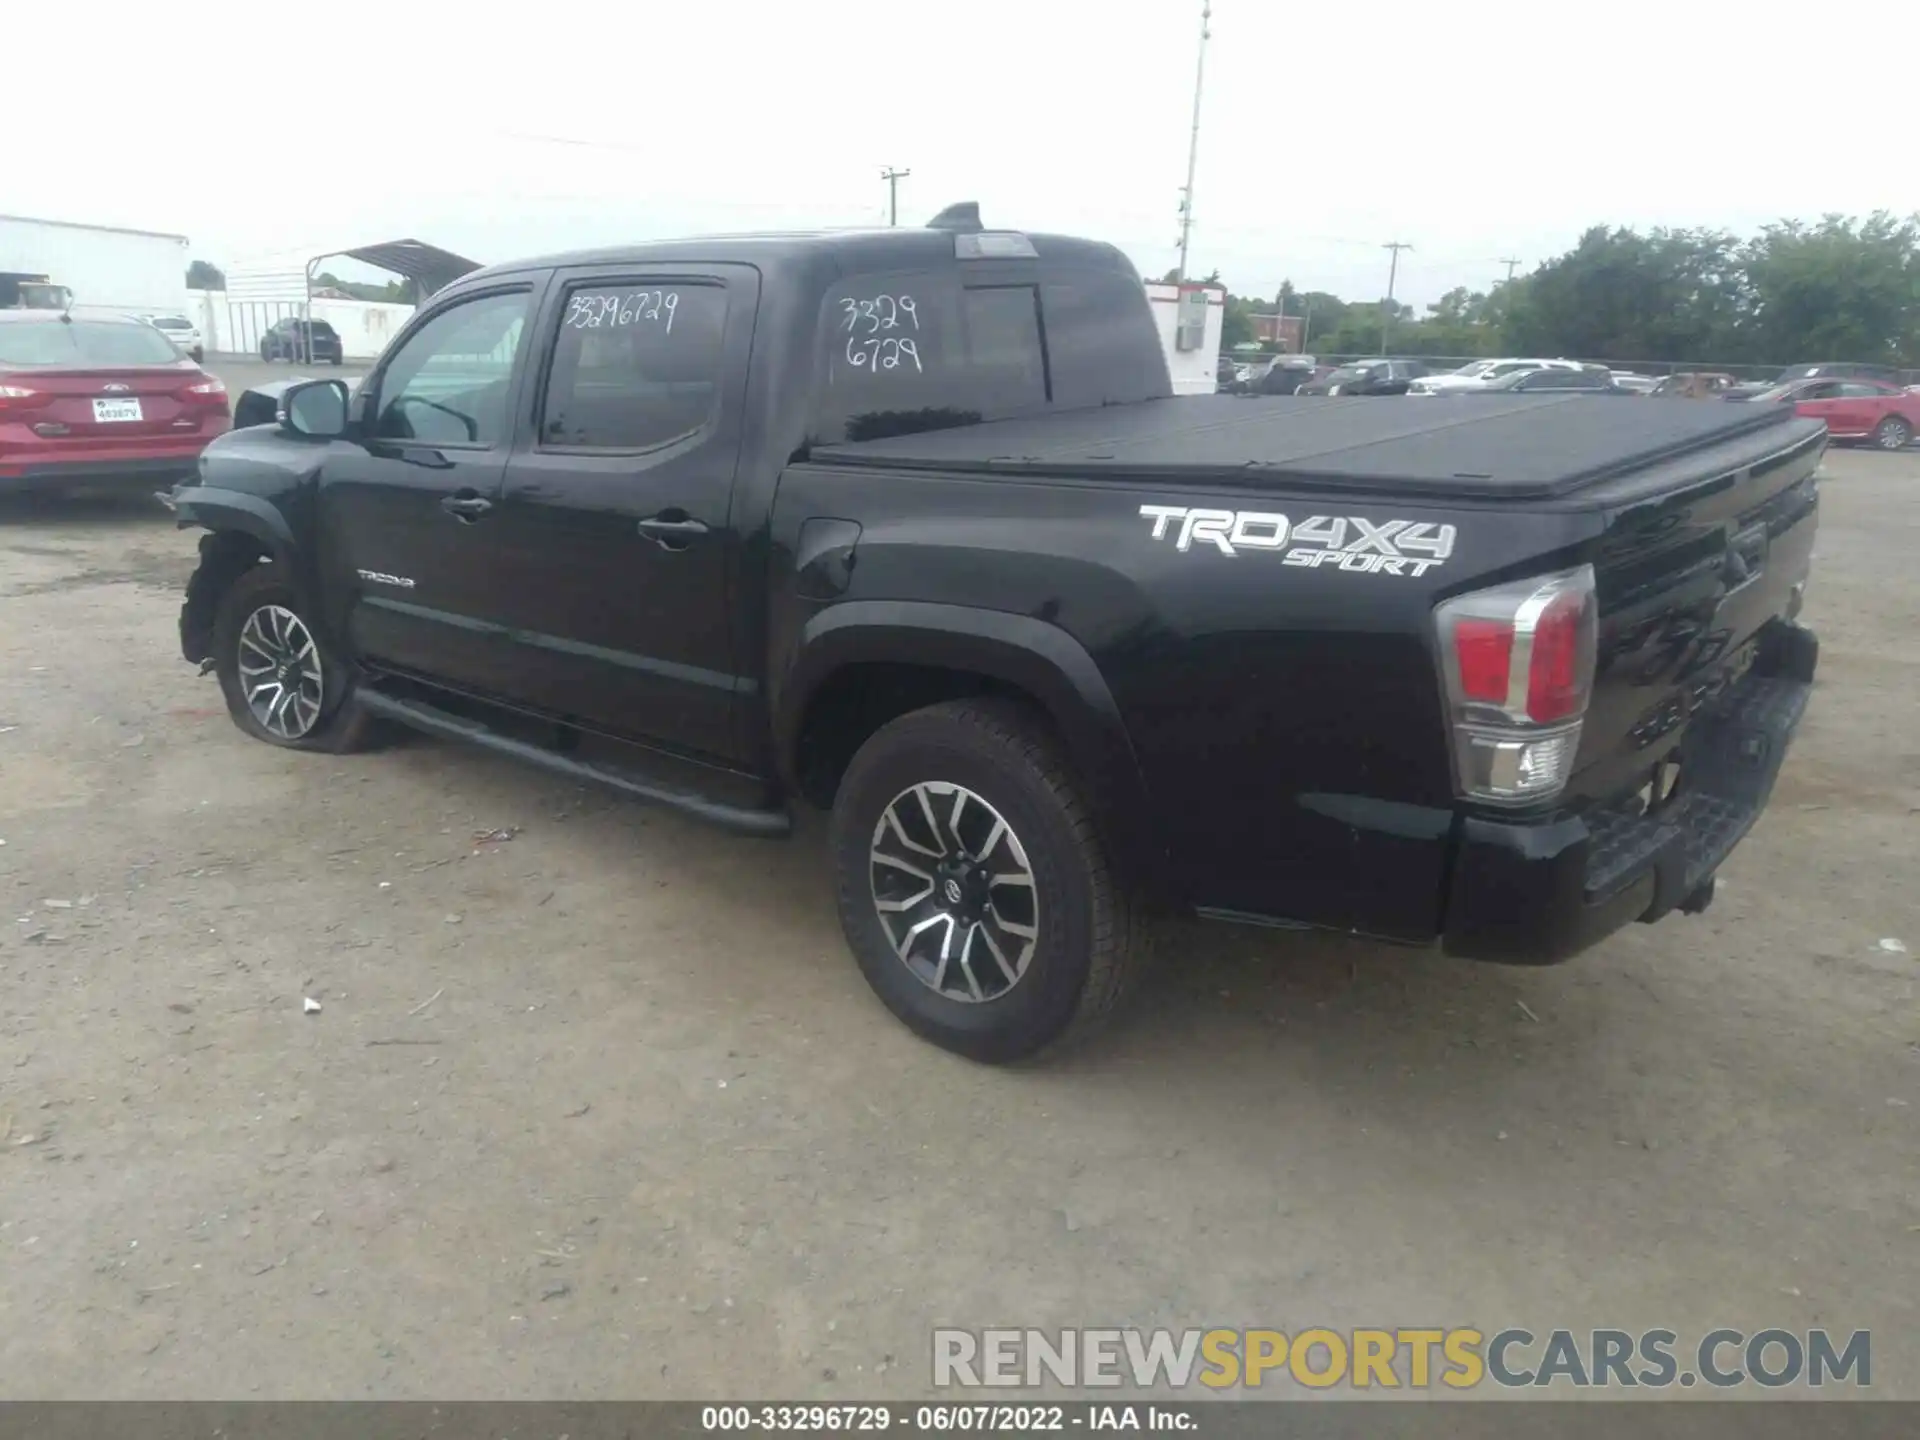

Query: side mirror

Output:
[278, 378, 350, 439]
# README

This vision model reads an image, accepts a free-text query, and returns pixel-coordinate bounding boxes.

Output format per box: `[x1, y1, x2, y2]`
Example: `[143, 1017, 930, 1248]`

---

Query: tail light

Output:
[179, 377, 227, 405]
[0, 383, 45, 412]
[1434, 565, 1596, 805]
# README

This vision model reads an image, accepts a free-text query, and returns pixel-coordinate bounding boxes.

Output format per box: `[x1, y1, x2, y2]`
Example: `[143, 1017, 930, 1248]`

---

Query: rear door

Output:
[1828, 381, 1890, 437]
[480, 264, 758, 762]
[314, 282, 543, 690]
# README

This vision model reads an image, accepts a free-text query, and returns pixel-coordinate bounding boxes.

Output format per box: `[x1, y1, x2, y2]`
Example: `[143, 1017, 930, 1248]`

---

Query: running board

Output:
[353, 690, 791, 838]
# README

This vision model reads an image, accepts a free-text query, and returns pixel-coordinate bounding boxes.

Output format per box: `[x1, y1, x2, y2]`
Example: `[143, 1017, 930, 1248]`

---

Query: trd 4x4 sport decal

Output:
[1138, 505, 1456, 577]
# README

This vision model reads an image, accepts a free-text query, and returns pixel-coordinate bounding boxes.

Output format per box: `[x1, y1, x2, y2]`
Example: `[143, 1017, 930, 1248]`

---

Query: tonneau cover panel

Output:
[812, 394, 1812, 500]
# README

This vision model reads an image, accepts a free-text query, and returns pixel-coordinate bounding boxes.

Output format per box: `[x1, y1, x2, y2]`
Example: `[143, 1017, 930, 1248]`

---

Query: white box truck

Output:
[0, 214, 191, 319]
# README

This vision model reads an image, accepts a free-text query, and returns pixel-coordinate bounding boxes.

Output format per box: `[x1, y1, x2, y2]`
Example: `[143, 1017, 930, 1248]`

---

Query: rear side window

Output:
[816, 273, 1053, 443]
[0, 319, 180, 367]
[540, 283, 728, 450]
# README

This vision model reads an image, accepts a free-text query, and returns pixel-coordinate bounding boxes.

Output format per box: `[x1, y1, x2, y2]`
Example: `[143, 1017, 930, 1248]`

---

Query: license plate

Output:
[92, 398, 143, 422]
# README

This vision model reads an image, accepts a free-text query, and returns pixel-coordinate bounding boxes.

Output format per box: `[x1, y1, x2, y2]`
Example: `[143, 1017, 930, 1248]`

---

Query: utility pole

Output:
[880, 167, 910, 226]
[1380, 241, 1412, 356]
[1174, 0, 1212, 282]
[1498, 256, 1523, 284]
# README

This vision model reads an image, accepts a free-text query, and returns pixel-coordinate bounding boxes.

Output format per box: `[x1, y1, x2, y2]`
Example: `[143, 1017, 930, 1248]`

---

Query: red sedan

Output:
[1749, 376, 1920, 450]
[0, 311, 229, 495]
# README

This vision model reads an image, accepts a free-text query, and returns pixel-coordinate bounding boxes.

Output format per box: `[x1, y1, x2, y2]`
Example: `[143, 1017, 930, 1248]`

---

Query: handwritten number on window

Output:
[837, 294, 920, 337]
[837, 294, 922, 373]
[565, 291, 679, 334]
[844, 336, 922, 372]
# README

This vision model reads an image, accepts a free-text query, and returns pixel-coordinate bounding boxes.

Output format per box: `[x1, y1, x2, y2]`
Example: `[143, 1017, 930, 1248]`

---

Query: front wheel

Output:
[211, 566, 375, 752]
[1873, 415, 1912, 451]
[830, 699, 1149, 1063]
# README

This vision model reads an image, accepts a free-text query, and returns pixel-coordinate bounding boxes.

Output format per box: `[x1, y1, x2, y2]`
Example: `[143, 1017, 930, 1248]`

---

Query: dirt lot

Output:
[1, 426, 1917, 1401]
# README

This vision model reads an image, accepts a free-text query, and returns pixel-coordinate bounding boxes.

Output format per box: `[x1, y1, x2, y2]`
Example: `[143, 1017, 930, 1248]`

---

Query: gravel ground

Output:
[0, 428, 1916, 1403]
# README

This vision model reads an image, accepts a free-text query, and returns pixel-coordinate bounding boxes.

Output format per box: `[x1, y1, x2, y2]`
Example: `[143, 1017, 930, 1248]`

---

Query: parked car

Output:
[1244, 357, 1321, 396]
[1743, 377, 1920, 449]
[1469, 367, 1626, 395]
[161, 207, 1821, 1062]
[1407, 358, 1583, 395]
[260, 318, 344, 364]
[1649, 372, 1738, 399]
[0, 311, 228, 494]
[141, 312, 204, 363]
[1723, 361, 1901, 401]
[1297, 358, 1429, 396]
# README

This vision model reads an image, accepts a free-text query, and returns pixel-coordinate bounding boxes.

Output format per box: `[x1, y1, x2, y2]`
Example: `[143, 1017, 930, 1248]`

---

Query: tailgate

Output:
[24, 366, 201, 443]
[1567, 421, 1823, 806]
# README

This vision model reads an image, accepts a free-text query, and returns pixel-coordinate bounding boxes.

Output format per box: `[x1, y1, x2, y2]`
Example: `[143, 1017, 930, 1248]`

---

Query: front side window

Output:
[373, 289, 530, 447]
[540, 282, 729, 450]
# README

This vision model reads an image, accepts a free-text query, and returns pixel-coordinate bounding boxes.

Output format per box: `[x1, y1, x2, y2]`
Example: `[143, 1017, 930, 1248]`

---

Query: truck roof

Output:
[813, 392, 1817, 500]
[457, 226, 1140, 285]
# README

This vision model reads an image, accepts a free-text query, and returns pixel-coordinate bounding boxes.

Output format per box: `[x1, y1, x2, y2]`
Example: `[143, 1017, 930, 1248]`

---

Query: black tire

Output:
[211, 565, 376, 753]
[830, 698, 1149, 1063]
[260, 344, 273, 362]
[1873, 415, 1911, 451]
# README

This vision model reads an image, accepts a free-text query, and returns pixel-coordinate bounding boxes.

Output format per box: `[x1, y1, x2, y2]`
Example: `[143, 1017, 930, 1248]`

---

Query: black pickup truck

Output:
[163, 204, 1822, 1062]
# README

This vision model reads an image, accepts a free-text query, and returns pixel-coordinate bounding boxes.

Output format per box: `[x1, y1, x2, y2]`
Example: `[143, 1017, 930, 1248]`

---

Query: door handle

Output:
[441, 492, 493, 521]
[638, 513, 710, 549]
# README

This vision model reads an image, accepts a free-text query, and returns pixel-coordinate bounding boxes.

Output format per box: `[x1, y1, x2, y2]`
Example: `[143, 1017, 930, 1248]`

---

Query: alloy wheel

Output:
[869, 782, 1039, 1003]
[237, 604, 325, 740]
[1876, 419, 1910, 451]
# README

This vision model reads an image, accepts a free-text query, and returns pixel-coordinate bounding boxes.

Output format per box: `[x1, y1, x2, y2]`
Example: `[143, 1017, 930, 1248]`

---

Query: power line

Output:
[1380, 241, 1413, 356]
[880, 167, 911, 227]
[1174, 0, 1212, 281]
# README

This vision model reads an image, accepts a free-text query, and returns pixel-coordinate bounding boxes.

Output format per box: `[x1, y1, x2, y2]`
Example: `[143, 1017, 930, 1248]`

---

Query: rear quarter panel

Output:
[769, 463, 1599, 939]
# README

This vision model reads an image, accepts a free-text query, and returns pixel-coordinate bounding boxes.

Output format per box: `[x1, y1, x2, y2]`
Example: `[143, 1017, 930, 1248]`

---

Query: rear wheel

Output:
[212, 566, 375, 752]
[1873, 415, 1912, 451]
[830, 699, 1149, 1063]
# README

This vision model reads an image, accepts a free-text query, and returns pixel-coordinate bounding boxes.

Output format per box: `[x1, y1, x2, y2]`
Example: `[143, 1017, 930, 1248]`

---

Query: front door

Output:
[482, 264, 759, 764]
[314, 283, 542, 691]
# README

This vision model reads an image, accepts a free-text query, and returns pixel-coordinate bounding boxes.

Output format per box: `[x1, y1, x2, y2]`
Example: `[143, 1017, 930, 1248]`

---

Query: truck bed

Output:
[812, 393, 1809, 500]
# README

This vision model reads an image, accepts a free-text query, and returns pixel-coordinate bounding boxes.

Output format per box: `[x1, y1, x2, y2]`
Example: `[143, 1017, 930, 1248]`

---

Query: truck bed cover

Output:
[812, 394, 1810, 500]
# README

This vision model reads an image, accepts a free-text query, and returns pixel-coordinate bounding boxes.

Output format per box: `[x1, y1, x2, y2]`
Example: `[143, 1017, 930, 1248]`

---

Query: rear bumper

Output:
[1441, 620, 1817, 965]
[0, 452, 206, 492]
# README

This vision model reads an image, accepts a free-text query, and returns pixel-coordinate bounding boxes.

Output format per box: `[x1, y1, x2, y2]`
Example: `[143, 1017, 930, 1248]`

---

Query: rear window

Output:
[152, 316, 192, 330]
[0, 319, 182, 367]
[306, 321, 338, 338]
[815, 273, 1051, 443]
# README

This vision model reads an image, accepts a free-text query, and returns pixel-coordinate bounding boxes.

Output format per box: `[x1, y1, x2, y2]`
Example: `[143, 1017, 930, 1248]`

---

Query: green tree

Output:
[1502, 225, 1748, 362]
[1742, 212, 1920, 365]
[185, 259, 225, 290]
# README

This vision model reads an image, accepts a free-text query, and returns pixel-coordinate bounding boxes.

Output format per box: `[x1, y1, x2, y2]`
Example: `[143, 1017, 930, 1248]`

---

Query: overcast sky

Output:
[14, 0, 1908, 309]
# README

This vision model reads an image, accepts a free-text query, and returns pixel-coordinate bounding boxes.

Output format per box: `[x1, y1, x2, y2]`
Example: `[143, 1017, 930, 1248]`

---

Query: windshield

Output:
[1775, 365, 1822, 382]
[1328, 364, 1375, 381]
[1452, 360, 1496, 377]
[152, 317, 193, 330]
[0, 319, 183, 367]
[1748, 385, 1797, 404]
